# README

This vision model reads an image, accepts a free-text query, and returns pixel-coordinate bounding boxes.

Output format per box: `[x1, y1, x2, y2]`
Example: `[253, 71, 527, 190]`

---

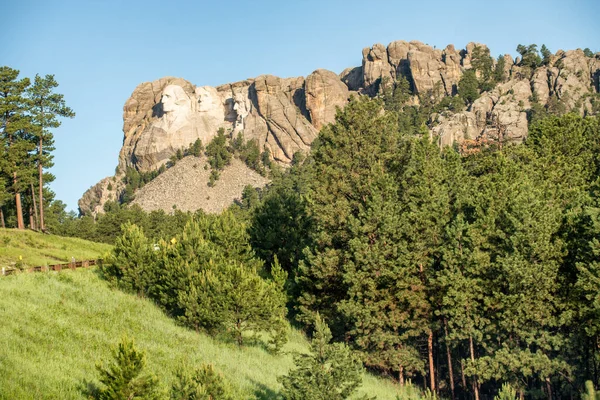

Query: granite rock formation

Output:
[79, 40, 600, 216]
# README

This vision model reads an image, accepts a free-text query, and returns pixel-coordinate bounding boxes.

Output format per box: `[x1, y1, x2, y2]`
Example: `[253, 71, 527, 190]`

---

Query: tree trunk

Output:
[428, 330, 436, 393]
[470, 335, 480, 400]
[14, 172, 24, 230]
[31, 183, 39, 230]
[545, 377, 552, 400]
[0, 208, 5, 228]
[399, 366, 404, 386]
[29, 206, 35, 230]
[38, 136, 45, 232]
[444, 319, 456, 400]
[460, 359, 467, 390]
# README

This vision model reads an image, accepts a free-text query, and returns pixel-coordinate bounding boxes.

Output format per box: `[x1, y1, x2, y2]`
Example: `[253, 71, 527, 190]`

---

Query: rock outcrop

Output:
[79, 39, 600, 216]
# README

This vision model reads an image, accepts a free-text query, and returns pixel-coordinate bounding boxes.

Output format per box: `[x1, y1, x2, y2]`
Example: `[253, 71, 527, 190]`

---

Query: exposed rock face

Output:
[251, 75, 318, 162]
[80, 40, 600, 216]
[360, 40, 487, 96]
[78, 176, 122, 217]
[305, 69, 350, 130]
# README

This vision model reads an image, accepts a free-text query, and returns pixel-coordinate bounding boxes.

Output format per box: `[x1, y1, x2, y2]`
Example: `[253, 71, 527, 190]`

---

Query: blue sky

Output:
[3, 0, 599, 212]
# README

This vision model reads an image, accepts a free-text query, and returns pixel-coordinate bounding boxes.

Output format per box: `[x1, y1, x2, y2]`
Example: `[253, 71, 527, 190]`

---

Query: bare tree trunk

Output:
[29, 206, 35, 230]
[444, 319, 456, 400]
[0, 208, 5, 228]
[428, 330, 436, 393]
[14, 173, 24, 230]
[38, 136, 45, 232]
[461, 359, 467, 390]
[31, 183, 39, 230]
[399, 366, 405, 386]
[470, 335, 480, 400]
[546, 377, 553, 400]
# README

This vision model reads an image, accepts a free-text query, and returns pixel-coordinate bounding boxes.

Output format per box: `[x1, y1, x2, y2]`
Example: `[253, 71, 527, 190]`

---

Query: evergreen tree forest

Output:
[248, 96, 600, 399]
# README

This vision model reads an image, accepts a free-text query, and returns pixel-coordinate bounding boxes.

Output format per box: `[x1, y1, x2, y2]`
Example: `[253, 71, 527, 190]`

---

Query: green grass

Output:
[0, 229, 111, 268]
[0, 268, 422, 399]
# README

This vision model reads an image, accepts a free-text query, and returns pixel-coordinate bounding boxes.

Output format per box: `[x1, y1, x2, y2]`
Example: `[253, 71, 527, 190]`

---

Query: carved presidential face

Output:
[161, 85, 189, 113]
[195, 86, 220, 113]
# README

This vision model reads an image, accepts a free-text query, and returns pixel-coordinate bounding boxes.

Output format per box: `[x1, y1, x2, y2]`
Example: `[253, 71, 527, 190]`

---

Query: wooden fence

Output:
[1, 259, 102, 276]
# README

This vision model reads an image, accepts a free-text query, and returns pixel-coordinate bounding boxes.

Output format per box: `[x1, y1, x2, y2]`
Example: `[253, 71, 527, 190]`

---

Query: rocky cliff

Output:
[79, 40, 600, 216]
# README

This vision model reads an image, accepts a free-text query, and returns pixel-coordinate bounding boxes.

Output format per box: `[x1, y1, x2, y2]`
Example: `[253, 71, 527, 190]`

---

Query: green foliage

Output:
[94, 336, 162, 400]
[458, 70, 480, 106]
[28, 73, 74, 231]
[101, 222, 154, 296]
[0, 66, 37, 227]
[230, 132, 266, 175]
[121, 166, 163, 204]
[540, 44, 552, 65]
[494, 383, 517, 400]
[296, 96, 400, 330]
[584, 48, 594, 58]
[494, 55, 507, 82]
[516, 44, 542, 69]
[101, 211, 288, 349]
[170, 363, 234, 400]
[278, 315, 364, 400]
[381, 76, 412, 112]
[582, 381, 600, 400]
[249, 158, 312, 279]
[433, 95, 464, 113]
[206, 128, 232, 171]
[208, 169, 220, 187]
[189, 138, 204, 157]
[471, 45, 494, 91]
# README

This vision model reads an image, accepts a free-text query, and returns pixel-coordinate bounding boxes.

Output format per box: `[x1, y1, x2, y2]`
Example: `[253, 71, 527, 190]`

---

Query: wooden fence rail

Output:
[1, 259, 103, 276]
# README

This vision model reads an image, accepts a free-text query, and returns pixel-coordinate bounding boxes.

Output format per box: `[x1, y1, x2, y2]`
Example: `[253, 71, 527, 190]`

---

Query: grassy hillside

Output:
[0, 268, 422, 399]
[0, 229, 111, 268]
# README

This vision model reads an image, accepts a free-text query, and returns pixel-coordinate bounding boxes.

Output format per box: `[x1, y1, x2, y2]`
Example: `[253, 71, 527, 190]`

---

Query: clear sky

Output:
[3, 0, 599, 212]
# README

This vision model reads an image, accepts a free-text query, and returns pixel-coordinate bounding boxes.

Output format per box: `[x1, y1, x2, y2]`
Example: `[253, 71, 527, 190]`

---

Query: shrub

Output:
[94, 336, 162, 400]
[206, 129, 232, 171]
[100, 222, 154, 296]
[278, 314, 363, 400]
[170, 363, 234, 400]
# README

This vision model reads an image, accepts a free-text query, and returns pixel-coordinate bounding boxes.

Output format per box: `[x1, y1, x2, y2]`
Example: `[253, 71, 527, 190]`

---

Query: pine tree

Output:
[337, 166, 425, 383]
[464, 148, 568, 394]
[101, 222, 154, 296]
[94, 336, 162, 400]
[458, 70, 480, 106]
[28, 74, 74, 232]
[296, 96, 400, 333]
[0, 66, 36, 229]
[540, 44, 552, 66]
[394, 136, 452, 393]
[206, 128, 232, 171]
[171, 363, 234, 400]
[278, 315, 364, 400]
